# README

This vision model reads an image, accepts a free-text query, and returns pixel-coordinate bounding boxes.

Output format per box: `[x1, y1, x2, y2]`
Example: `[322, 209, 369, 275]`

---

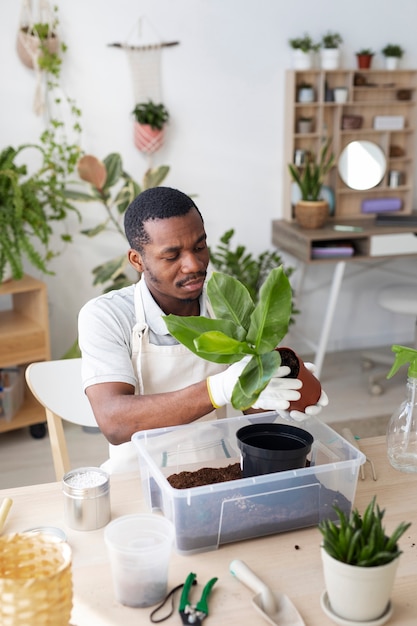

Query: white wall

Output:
[1, 0, 416, 361]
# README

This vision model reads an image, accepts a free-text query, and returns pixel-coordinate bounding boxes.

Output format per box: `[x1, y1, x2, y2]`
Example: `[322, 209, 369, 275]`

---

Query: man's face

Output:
[129, 208, 209, 313]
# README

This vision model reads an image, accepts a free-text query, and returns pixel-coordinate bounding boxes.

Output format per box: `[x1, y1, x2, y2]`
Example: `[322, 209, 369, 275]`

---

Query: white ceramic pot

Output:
[297, 87, 315, 103]
[385, 56, 399, 70]
[292, 49, 313, 70]
[321, 547, 399, 621]
[320, 48, 340, 70]
[333, 87, 348, 103]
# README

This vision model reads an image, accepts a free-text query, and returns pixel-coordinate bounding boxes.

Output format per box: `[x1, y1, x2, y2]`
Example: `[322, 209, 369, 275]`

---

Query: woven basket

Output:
[0, 533, 72, 626]
[294, 200, 329, 229]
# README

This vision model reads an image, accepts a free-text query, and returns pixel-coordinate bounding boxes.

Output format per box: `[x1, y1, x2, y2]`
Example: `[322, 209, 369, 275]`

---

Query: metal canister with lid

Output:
[62, 467, 110, 531]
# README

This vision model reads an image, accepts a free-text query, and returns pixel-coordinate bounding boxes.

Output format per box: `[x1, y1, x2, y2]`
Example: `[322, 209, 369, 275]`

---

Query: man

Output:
[78, 187, 327, 471]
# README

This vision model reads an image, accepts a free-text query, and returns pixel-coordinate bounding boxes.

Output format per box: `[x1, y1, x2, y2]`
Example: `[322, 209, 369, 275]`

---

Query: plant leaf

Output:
[103, 153, 123, 189]
[194, 331, 254, 363]
[231, 351, 281, 409]
[207, 272, 254, 330]
[247, 266, 292, 352]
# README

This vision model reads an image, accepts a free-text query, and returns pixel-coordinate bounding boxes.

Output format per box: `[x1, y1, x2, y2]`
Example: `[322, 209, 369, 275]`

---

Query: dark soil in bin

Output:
[166, 462, 350, 553]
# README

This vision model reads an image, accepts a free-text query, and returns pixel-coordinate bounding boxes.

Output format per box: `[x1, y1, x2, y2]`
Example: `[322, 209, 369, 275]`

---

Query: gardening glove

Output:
[288, 361, 329, 422]
[251, 372, 302, 411]
[207, 357, 295, 409]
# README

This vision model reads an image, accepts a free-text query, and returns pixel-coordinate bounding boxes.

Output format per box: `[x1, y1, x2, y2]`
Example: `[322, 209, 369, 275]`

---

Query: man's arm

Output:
[86, 380, 215, 445]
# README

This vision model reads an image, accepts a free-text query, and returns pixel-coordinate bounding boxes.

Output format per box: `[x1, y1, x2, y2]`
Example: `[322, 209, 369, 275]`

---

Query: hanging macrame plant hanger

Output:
[16, 0, 59, 115]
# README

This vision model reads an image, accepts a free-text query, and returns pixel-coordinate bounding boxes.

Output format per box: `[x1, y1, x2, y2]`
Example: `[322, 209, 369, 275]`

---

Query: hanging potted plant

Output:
[356, 48, 375, 69]
[132, 100, 170, 155]
[320, 31, 343, 70]
[288, 34, 319, 70]
[16, 3, 62, 72]
[319, 496, 411, 622]
[382, 44, 404, 70]
[288, 139, 335, 229]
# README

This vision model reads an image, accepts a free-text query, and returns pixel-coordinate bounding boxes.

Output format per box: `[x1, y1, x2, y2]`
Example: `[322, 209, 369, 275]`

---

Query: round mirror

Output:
[338, 140, 386, 190]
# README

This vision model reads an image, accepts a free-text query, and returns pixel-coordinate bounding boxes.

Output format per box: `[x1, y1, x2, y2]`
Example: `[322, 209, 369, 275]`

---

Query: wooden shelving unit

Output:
[283, 69, 417, 221]
[0, 275, 50, 434]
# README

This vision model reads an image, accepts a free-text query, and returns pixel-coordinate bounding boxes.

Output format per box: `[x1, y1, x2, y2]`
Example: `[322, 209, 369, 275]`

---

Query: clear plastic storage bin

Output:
[132, 412, 365, 555]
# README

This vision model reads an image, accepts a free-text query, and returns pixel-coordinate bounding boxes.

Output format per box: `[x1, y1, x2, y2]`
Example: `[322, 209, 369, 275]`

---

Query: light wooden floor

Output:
[0, 346, 403, 489]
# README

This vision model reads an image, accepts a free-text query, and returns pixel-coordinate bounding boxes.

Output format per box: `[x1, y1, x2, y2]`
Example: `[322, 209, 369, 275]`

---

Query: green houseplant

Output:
[356, 48, 374, 69]
[132, 101, 170, 154]
[163, 267, 320, 411]
[0, 139, 81, 283]
[319, 496, 411, 622]
[288, 140, 334, 229]
[289, 34, 319, 70]
[320, 32, 343, 69]
[17, 4, 63, 74]
[382, 44, 404, 70]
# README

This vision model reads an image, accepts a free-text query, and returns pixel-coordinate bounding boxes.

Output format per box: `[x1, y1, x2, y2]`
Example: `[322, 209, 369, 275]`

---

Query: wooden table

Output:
[0, 436, 416, 625]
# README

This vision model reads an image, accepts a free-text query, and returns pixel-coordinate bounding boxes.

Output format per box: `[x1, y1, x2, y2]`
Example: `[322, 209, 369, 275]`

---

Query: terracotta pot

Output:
[133, 122, 165, 154]
[276, 347, 322, 412]
[16, 28, 60, 69]
[294, 200, 328, 229]
[356, 54, 373, 69]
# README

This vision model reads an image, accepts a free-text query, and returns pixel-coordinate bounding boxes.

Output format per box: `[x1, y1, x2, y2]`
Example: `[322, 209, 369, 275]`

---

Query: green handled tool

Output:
[179, 572, 218, 625]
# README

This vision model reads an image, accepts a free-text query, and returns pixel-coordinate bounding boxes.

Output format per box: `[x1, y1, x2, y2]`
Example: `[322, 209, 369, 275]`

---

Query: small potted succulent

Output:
[288, 34, 319, 70]
[319, 496, 411, 622]
[288, 139, 335, 229]
[163, 267, 321, 412]
[382, 43, 404, 70]
[131, 100, 170, 154]
[356, 48, 375, 69]
[320, 31, 343, 69]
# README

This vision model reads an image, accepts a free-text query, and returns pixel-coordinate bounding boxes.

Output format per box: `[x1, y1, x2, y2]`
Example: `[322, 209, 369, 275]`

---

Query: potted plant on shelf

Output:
[288, 33, 319, 70]
[356, 48, 374, 69]
[288, 139, 335, 229]
[319, 496, 411, 622]
[163, 267, 321, 412]
[382, 44, 404, 70]
[320, 31, 343, 70]
[131, 100, 170, 154]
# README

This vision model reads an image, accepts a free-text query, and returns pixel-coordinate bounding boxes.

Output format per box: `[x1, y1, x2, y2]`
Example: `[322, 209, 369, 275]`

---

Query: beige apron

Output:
[106, 282, 226, 473]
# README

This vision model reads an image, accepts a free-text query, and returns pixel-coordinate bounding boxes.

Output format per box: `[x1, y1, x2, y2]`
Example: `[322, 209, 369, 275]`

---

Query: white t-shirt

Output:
[78, 279, 208, 392]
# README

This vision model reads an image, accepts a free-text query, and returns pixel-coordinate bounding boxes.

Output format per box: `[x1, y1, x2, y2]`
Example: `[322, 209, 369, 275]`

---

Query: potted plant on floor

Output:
[132, 100, 170, 154]
[288, 34, 319, 70]
[163, 267, 321, 412]
[356, 48, 375, 69]
[382, 44, 404, 70]
[319, 496, 411, 622]
[288, 139, 335, 229]
[320, 31, 343, 70]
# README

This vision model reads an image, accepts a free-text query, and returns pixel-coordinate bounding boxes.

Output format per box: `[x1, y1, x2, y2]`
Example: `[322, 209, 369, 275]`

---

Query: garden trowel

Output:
[229, 559, 305, 626]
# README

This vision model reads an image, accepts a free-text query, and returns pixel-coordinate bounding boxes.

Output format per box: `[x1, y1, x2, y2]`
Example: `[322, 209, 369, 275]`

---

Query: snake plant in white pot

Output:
[318, 496, 411, 622]
[163, 267, 321, 412]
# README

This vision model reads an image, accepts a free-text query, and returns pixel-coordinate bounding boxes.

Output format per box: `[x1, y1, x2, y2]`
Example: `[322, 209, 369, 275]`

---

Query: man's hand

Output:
[287, 361, 329, 421]
[207, 358, 302, 410]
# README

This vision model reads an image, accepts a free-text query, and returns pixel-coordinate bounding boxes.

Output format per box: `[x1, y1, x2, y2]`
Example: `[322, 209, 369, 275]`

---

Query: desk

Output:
[0, 436, 416, 625]
[272, 218, 417, 377]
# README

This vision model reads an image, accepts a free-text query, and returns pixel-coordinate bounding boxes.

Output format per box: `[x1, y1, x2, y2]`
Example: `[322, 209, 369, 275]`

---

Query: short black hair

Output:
[124, 186, 203, 251]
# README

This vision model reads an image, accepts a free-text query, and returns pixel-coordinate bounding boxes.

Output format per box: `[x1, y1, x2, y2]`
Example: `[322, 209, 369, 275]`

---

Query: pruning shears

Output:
[179, 572, 218, 625]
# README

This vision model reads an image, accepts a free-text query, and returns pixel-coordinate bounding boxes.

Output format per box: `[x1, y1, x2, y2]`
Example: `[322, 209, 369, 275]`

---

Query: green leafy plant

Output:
[67, 153, 170, 293]
[319, 496, 411, 567]
[321, 31, 343, 48]
[164, 267, 293, 410]
[208, 228, 298, 322]
[288, 34, 319, 53]
[382, 44, 404, 58]
[288, 139, 335, 201]
[356, 48, 374, 56]
[0, 141, 81, 282]
[132, 101, 170, 130]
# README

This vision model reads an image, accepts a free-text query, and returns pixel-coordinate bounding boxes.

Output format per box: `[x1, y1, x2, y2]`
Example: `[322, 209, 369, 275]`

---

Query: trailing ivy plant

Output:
[164, 267, 292, 410]
[319, 496, 411, 567]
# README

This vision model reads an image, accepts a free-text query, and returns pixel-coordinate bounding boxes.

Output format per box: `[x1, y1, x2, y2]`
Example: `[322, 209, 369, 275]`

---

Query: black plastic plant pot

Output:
[236, 423, 314, 478]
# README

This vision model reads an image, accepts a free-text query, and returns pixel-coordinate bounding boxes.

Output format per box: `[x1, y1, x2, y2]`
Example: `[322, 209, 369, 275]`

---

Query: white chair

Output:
[361, 283, 417, 394]
[25, 358, 105, 481]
